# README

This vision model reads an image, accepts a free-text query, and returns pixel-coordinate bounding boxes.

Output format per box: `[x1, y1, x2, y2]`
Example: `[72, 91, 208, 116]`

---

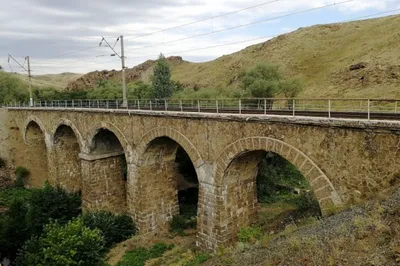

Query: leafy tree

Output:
[128, 81, 155, 99]
[27, 182, 81, 237]
[0, 199, 29, 262]
[151, 53, 173, 99]
[82, 211, 136, 249]
[16, 218, 105, 266]
[0, 72, 29, 104]
[240, 63, 283, 98]
[280, 77, 305, 108]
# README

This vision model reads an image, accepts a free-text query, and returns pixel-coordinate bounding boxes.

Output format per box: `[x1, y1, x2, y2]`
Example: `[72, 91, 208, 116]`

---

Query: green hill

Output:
[68, 14, 400, 99]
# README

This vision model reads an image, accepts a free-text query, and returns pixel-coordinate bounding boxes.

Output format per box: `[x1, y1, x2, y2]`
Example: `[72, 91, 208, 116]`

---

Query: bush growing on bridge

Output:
[82, 211, 136, 249]
[0, 157, 6, 168]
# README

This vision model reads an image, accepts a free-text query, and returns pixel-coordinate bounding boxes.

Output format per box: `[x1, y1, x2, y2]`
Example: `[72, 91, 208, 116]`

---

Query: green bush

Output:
[184, 253, 211, 266]
[0, 157, 6, 168]
[14, 166, 29, 188]
[27, 182, 81, 236]
[117, 242, 173, 266]
[82, 211, 136, 249]
[0, 199, 29, 262]
[170, 214, 196, 235]
[16, 218, 106, 266]
[238, 227, 262, 243]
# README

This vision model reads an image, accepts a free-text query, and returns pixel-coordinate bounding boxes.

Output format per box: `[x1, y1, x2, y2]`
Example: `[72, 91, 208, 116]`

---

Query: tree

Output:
[279, 77, 305, 109]
[27, 182, 81, 237]
[16, 218, 105, 266]
[240, 63, 282, 98]
[151, 53, 173, 99]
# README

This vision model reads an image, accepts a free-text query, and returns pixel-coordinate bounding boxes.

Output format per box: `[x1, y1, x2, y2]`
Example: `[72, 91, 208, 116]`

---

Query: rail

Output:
[5, 98, 400, 121]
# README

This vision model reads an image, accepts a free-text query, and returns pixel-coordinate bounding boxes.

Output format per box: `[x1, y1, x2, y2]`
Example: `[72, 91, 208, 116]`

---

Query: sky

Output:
[1, 0, 399, 75]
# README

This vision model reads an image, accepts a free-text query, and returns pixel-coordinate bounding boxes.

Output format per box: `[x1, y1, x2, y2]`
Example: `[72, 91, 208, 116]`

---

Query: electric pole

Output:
[99, 35, 127, 107]
[8, 54, 33, 106]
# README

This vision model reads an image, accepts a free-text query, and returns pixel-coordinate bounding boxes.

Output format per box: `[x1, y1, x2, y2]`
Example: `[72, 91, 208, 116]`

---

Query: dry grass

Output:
[171, 15, 400, 99]
[11, 72, 82, 89]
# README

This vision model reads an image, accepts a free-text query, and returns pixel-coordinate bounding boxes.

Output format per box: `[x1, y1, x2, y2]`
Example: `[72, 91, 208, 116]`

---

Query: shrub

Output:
[184, 253, 212, 266]
[170, 214, 196, 235]
[0, 199, 29, 262]
[27, 182, 81, 236]
[82, 211, 136, 249]
[14, 167, 29, 188]
[0, 157, 6, 168]
[238, 227, 262, 244]
[16, 218, 106, 266]
[117, 242, 173, 266]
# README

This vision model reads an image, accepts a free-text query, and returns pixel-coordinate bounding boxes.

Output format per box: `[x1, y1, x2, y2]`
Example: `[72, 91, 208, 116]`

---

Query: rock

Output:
[349, 62, 368, 71]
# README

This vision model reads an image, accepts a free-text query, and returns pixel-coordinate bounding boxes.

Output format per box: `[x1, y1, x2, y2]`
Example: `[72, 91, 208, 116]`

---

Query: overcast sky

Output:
[1, 0, 399, 75]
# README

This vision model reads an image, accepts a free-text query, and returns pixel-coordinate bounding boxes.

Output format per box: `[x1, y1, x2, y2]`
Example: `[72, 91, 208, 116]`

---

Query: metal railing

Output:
[5, 98, 400, 121]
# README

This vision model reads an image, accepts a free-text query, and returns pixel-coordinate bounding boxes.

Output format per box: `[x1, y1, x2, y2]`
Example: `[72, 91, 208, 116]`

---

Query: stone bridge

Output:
[4, 108, 400, 250]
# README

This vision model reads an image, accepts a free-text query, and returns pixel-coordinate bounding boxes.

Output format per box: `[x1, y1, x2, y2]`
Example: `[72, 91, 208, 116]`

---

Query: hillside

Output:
[67, 14, 400, 99]
[13, 72, 82, 89]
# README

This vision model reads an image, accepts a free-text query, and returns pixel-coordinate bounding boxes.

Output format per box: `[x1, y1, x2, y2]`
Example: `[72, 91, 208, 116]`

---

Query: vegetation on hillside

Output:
[0, 167, 136, 265]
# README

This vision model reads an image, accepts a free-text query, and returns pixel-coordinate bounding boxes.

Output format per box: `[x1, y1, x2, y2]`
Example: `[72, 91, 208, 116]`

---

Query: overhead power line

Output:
[124, 0, 356, 53]
[124, 0, 281, 41]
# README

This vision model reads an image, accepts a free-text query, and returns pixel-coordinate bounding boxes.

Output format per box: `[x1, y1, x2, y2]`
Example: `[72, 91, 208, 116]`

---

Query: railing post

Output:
[197, 100, 200, 113]
[292, 99, 296, 117]
[72, 100, 74, 108]
[367, 99, 371, 120]
[106, 101, 109, 109]
[180, 100, 183, 112]
[149, 100, 152, 111]
[165, 99, 168, 111]
[97, 100, 99, 108]
[116, 100, 118, 109]
[216, 100, 219, 114]
[328, 99, 331, 119]
[65, 100, 67, 107]
[395, 101, 398, 114]
[138, 100, 140, 110]
[239, 99, 242, 114]
[264, 99, 267, 115]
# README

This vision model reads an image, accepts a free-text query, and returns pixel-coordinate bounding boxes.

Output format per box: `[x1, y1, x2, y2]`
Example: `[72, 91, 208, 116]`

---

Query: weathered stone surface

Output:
[5, 108, 400, 251]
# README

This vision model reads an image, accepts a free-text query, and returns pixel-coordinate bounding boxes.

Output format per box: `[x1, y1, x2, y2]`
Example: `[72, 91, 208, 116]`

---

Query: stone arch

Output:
[82, 123, 130, 213]
[87, 122, 133, 161]
[131, 127, 203, 234]
[135, 127, 203, 169]
[215, 137, 343, 211]
[22, 116, 50, 187]
[23, 115, 50, 148]
[50, 119, 85, 152]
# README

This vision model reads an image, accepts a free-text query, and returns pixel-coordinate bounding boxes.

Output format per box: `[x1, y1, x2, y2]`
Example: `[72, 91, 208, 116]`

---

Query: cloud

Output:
[1, 0, 398, 74]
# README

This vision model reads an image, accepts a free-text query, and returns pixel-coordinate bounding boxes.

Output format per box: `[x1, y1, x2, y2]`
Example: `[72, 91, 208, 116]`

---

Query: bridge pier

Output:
[80, 152, 127, 213]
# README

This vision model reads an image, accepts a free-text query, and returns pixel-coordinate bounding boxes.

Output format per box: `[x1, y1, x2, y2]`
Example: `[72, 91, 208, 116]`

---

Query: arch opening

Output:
[53, 125, 82, 193]
[220, 149, 321, 245]
[135, 137, 199, 234]
[24, 121, 48, 187]
[82, 128, 127, 213]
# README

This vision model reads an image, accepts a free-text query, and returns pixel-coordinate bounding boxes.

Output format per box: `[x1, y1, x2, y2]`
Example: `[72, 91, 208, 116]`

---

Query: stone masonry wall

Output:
[81, 155, 127, 213]
[5, 108, 400, 251]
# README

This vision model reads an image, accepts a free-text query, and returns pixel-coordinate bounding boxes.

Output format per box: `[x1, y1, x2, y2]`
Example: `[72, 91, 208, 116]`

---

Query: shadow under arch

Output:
[132, 128, 203, 235]
[50, 119, 85, 153]
[23, 118, 49, 187]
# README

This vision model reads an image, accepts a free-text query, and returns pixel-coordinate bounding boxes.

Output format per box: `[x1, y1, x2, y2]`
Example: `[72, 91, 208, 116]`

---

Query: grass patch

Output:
[117, 242, 174, 266]
[183, 253, 212, 266]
